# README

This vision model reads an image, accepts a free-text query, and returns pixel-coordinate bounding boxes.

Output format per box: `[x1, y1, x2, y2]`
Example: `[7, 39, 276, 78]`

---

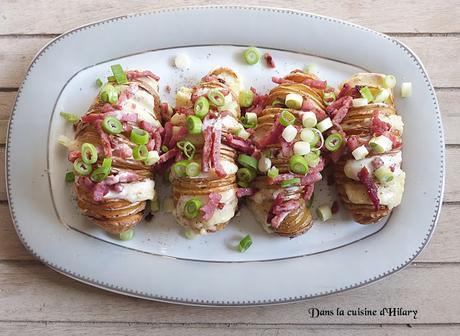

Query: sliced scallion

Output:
[237, 167, 256, 183]
[267, 166, 279, 178]
[316, 204, 332, 221]
[285, 93, 303, 110]
[184, 198, 203, 219]
[243, 47, 260, 65]
[177, 140, 196, 160]
[81, 143, 98, 165]
[279, 110, 296, 126]
[237, 154, 258, 170]
[133, 145, 148, 161]
[65, 171, 75, 183]
[173, 160, 189, 177]
[238, 234, 253, 252]
[110, 64, 128, 85]
[186, 116, 203, 135]
[325, 133, 343, 152]
[102, 116, 123, 135]
[289, 155, 309, 175]
[207, 89, 225, 107]
[130, 128, 150, 145]
[119, 229, 135, 241]
[73, 158, 92, 176]
[186, 162, 201, 177]
[374, 166, 394, 184]
[194, 96, 210, 119]
[60, 112, 79, 124]
[239, 90, 254, 108]
[280, 177, 301, 188]
[322, 92, 336, 106]
[359, 86, 374, 102]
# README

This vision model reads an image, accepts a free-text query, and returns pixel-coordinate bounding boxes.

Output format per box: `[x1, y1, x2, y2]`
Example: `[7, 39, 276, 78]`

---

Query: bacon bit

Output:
[336, 83, 351, 99]
[200, 192, 223, 221]
[370, 110, 391, 136]
[236, 188, 256, 198]
[347, 135, 365, 152]
[81, 113, 104, 124]
[280, 137, 293, 157]
[175, 106, 195, 116]
[168, 126, 187, 148]
[263, 53, 276, 68]
[303, 78, 327, 90]
[111, 183, 124, 193]
[163, 122, 173, 149]
[139, 120, 155, 133]
[165, 85, 171, 94]
[223, 134, 255, 154]
[113, 143, 132, 159]
[331, 201, 339, 214]
[211, 127, 226, 178]
[358, 167, 380, 210]
[126, 70, 160, 81]
[326, 96, 353, 124]
[146, 138, 156, 151]
[101, 103, 116, 113]
[301, 98, 314, 111]
[153, 131, 162, 152]
[271, 212, 290, 229]
[301, 172, 322, 186]
[272, 77, 293, 85]
[201, 75, 215, 83]
[68, 151, 80, 163]
[389, 163, 396, 172]
[272, 200, 299, 215]
[92, 182, 110, 202]
[372, 157, 384, 169]
[220, 88, 230, 96]
[304, 184, 314, 201]
[160, 102, 172, 122]
[117, 171, 140, 183]
[202, 126, 213, 173]
[324, 86, 335, 93]
[95, 120, 112, 157]
[245, 87, 268, 115]
[256, 119, 284, 149]
[158, 148, 178, 164]
[384, 131, 402, 149]
[329, 144, 346, 163]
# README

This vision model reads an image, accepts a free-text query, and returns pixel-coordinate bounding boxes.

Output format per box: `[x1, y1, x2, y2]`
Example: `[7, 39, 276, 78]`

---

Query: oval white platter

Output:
[7, 6, 444, 305]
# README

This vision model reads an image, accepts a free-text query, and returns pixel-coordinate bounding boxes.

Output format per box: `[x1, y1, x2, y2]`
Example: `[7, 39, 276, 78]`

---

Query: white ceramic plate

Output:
[7, 6, 444, 305]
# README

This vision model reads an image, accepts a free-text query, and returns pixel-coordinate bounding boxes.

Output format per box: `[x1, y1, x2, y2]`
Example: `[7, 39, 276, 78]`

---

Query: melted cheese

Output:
[344, 152, 402, 181]
[119, 88, 160, 127]
[380, 114, 404, 134]
[104, 179, 155, 203]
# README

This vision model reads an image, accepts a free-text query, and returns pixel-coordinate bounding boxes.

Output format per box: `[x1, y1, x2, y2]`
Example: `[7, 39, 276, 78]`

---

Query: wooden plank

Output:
[0, 36, 458, 88]
[0, 323, 458, 336]
[1, 202, 459, 262]
[0, 0, 459, 34]
[0, 262, 458, 324]
[0, 92, 16, 119]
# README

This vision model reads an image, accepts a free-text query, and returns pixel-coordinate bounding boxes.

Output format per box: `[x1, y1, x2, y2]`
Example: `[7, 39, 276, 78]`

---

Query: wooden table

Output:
[1, 1, 459, 335]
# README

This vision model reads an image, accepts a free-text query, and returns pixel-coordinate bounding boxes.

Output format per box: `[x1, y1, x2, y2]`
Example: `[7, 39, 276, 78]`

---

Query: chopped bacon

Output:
[304, 184, 314, 201]
[331, 201, 339, 214]
[146, 138, 156, 151]
[200, 75, 215, 83]
[263, 53, 276, 68]
[101, 103, 116, 113]
[200, 192, 223, 221]
[326, 96, 353, 124]
[357, 167, 380, 210]
[336, 83, 351, 99]
[372, 157, 384, 169]
[67, 151, 80, 163]
[301, 99, 314, 111]
[202, 126, 213, 173]
[211, 127, 226, 177]
[168, 126, 187, 148]
[383, 131, 402, 149]
[163, 122, 173, 149]
[301, 172, 322, 186]
[117, 171, 140, 183]
[153, 131, 162, 152]
[272, 200, 299, 215]
[256, 119, 284, 149]
[223, 134, 255, 154]
[158, 148, 178, 164]
[324, 86, 335, 93]
[303, 78, 327, 90]
[139, 120, 155, 133]
[95, 120, 112, 157]
[111, 183, 123, 193]
[81, 113, 104, 124]
[270, 212, 290, 229]
[236, 188, 256, 198]
[126, 70, 160, 81]
[370, 110, 391, 136]
[389, 163, 396, 172]
[175, 106, 195, 116]
[245, 87, 268, 115]
[117, 112, 138, 123]
[160, 102, 171, 121]
[92, 182, 109, 202]
[113, 143, 132, 159]
[272, 77, 292, 85]
[347, 135, 365, 152]
[307, 157, 325, 175]
[280, 137, 293, 157]
[329, 144, 347, 163]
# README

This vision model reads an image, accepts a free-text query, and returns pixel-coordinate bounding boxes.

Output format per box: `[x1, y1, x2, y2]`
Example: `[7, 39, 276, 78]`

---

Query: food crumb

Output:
[174, 53, 190, 69]
[165, 85, 171, 93]
[263, 53, 276, 68]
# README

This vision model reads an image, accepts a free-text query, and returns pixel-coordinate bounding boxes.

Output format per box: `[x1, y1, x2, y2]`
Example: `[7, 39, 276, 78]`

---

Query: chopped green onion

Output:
[177, 140, 196, 159]
[235, 127, 251, 140]
[96, 78, 103, 87]
[110, 64, 128, 85]
[289, 155, 309, 174]
[186, 162, 201, 177]
[302, 112, 317, 128]
[280, 110, 296, 126]
[300, 128, 320, 146]
[107, 75, 115, 82]
[323, 92, 336, 106]
[305, 151, 320, 167]
[267, 166, 279, 178]
[374, 89, 390, 103]
[316, 204, 332, 221]
[151, 198, 160, 212]
[352, 98, 369, 107]
[161, 145, 169, 153]
[81, 143, 98, 165]
[293, 141, 311, 156]
[184, 228, 197, 239]
[401, 82, 412, 98]
[144, 150, 160, 166]
[99, 84, 118, 104]
[239, 90, 254, 108]
[238, 234, 253, 252]
[351, 145, 369, 160]
[282, 124, 298, 142]
[119, 229, 135, 241]
[285, 93, 303, 110]
[90, 157, 112, 182]
[173, 160, 189, 177]
[237, 180, 250, 188]
[237, 167, 256, 183]
[186, 116, 203, 135]
[241, 112, 257, 128]
[237, 154, 258, 170]
[243, 47, 260, 65]
[271, 98, 285, 107]
[383, 75, 397, 89]
[280, 177, 301, 188]
[73, 158, 92, 176]
[65, 171, 75, 183]
[57, 135, 74, 148]
[133, 145, 148, 161]
[60, 112, 79, 124]
[374, 166, 394, 184]
[194, 96, 210, 119]
[325, 133, 343, 152]
[184, 198, 203, 219]
[207, 89, 225, 107]
[102, 116, 123, 135]
[359, 86, 374, 102]
[304, 63, 319, 75]
[130, 128, 150, 145]
[369, 135, 393, 154]
[316, 117, 333, 133]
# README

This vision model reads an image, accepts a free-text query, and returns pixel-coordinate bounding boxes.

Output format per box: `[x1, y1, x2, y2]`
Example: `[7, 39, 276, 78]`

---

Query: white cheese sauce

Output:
[104, 179, 155, 203]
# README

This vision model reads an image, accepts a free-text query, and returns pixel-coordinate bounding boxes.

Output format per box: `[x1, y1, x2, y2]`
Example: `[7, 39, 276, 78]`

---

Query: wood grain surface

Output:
[1, 1, 459, 335]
